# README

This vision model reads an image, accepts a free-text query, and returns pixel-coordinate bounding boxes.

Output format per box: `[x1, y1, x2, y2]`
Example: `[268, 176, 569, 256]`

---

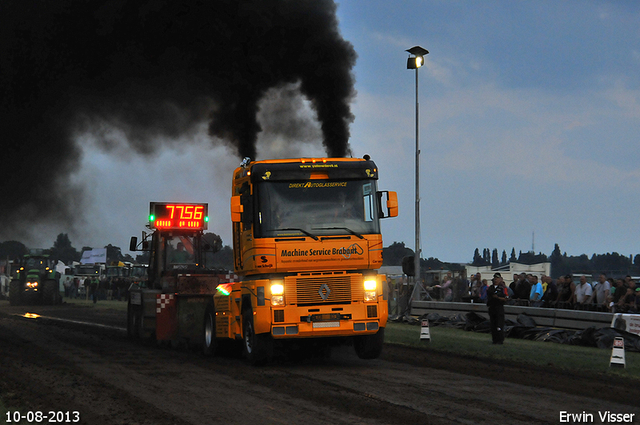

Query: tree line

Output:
[0, 234, 111, 264]
[0, 233, 234, 271]
[382, 241, 640, 278]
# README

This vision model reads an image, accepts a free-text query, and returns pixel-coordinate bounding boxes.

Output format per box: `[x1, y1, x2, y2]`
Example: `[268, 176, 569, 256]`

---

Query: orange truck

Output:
[128, 156, 398, 365]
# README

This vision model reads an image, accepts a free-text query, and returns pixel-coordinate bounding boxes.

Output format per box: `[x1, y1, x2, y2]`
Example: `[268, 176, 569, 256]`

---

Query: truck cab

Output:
[221, 156, 398, 363]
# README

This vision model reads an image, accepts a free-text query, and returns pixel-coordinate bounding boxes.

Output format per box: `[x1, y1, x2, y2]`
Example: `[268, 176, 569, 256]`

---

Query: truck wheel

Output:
[242, 309, 273, 366]
[9, 280, 21, 306]
[354, 327, 385, 359]
[202, 305, 217, 356]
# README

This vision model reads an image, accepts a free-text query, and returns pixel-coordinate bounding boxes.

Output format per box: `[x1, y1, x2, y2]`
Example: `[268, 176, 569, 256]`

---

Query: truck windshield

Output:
[256, 180, 381, 238]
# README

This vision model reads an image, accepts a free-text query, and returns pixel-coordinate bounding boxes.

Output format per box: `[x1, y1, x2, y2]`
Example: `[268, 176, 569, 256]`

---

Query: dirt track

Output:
[1, 301, 638, 425]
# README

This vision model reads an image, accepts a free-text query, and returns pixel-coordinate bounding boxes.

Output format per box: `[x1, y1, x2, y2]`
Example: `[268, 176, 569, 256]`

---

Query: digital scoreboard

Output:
[149, 202, 208, 230]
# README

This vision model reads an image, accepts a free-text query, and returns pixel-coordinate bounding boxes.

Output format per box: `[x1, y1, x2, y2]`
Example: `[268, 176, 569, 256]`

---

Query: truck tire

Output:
[9, 280, 21, 306]
[242, 309, 273, 366]
[202, 305, 217, 356]
[354, 327, 385, 359]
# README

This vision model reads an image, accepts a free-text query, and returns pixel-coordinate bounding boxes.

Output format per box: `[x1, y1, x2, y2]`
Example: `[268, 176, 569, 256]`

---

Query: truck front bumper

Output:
[269, 302, 386, 338]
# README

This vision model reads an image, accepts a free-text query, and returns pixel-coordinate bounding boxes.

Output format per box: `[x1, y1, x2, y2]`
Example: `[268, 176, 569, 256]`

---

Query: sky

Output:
[6, 0, 640, 264]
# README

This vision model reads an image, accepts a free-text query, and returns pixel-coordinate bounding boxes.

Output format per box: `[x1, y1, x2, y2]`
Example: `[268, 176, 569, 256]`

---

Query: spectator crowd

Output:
[462, 272, 639, 313]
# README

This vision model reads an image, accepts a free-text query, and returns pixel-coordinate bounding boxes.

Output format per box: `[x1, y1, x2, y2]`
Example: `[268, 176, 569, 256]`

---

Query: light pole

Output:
[406, 45, 428, 288]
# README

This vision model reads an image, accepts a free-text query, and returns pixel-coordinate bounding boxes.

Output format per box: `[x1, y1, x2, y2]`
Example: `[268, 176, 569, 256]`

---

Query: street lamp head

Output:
[407, 56, 424, 69]
[406, 45, 429, 69]
[406, 46, 429, 56]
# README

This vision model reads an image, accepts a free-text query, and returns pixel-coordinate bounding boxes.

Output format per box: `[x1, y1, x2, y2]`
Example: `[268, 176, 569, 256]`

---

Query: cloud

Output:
[602, 80, 640, 118]
[67, 132, 236, 252]
[351, 72, 640, 260]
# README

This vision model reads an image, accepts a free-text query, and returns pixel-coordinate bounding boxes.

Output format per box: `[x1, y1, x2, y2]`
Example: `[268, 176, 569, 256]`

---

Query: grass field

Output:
[384, 321, 640, 380]
[62, 297, 129, 312]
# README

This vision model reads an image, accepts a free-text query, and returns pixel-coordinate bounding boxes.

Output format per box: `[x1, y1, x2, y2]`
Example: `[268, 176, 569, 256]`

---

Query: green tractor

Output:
[9, 254, 62, 306]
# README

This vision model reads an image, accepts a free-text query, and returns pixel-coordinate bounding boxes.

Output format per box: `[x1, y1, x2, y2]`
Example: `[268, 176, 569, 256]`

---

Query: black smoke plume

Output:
[0, 0, 356, 241]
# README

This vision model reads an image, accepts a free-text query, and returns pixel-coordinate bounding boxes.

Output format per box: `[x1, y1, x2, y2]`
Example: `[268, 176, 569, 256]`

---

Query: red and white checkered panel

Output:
[156, 293, 175, 314]
[156, 293, 177, 341]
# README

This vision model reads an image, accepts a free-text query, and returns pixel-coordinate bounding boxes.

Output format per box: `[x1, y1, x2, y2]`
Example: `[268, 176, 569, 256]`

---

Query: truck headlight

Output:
[271, 282, 284, 295]
[271, 281, 285, 306]
[364, 279, 377, 302]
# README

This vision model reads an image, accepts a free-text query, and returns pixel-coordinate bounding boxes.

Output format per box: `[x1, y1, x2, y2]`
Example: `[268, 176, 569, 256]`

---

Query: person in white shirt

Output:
[592, 273, 611, 311]
[574, 275, 593, 308]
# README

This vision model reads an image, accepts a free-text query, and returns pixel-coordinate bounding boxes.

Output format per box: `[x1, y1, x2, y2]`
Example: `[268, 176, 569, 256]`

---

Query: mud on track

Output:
[1, 301, 638, 425]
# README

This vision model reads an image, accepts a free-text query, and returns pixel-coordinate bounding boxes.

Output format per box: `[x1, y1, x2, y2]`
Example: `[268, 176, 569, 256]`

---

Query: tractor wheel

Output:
[9, 280, 22, 306]
[43, 280, 57, 305]
[242, 309, 273, 366]
[136, 309, 156, 344]
[202, 305, 217, 356]
[137, 309, 147, 340]
[55, 283, 63, 304]
[354, 327, 385, 359]
[127, 303, 138, 339]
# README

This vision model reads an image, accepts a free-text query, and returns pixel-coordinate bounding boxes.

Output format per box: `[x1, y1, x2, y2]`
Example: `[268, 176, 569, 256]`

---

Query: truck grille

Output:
[367, 305, 377, 318]
[273, 309, 285, 323]
[285, 272, 362, 306]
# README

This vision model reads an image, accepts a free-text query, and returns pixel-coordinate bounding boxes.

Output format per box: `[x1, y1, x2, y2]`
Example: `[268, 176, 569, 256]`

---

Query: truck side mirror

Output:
[386, 191, 398, 217]
[230, 195, 244, 223]
[129, 237, 138, 252]
[377, 191, 399, 218]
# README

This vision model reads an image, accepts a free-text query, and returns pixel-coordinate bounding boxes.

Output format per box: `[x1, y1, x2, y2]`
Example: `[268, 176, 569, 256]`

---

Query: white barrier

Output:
[411, 301, 615, 331]
[611, 313, 640, 336]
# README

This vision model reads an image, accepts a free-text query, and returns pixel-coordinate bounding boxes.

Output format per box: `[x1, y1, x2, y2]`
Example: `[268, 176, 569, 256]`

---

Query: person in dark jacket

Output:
[487, 273, 508, 344]
[514, 273, 531, 302]
[541, 275, 558, 308]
